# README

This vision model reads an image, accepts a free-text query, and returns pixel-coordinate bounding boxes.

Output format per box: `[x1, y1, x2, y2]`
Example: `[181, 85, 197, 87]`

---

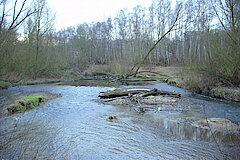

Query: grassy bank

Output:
[0, 69, 84, 89]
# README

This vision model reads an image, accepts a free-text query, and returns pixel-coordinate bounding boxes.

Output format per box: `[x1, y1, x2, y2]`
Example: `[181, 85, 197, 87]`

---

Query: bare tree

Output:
[124, 4, 182, 78]
[0, 0, 36, 73]
[0, 0, 35, 31]
[211, 0, 239, 44]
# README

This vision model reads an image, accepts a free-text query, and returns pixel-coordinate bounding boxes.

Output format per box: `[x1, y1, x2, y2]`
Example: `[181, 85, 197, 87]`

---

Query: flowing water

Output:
[0, 81, 239, 159]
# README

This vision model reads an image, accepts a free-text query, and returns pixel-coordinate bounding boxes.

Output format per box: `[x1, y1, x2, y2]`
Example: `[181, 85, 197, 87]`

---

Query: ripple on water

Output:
[0, 84, 239, 160]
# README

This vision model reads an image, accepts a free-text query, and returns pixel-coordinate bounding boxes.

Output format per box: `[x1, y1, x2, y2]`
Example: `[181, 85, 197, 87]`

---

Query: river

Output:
[0, 81, 239, 159]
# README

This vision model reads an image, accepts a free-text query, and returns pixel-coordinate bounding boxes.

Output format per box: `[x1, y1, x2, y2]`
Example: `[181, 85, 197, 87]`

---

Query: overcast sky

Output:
[47, 0, 152, 30]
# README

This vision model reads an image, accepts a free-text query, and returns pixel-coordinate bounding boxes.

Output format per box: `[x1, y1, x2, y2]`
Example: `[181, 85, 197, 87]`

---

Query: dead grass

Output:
[140, 66, 183, 78]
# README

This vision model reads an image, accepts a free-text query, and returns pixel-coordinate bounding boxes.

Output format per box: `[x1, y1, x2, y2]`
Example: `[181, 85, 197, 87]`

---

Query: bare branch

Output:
[12, 0, 18, 22]
[0, 0, 5, 5]
[0, 0, 6, 30]
[211, 0, 238, 44]
[124, 5, 182, 78]
[8, 0, 28, 30]
[12, 10, 36, 30]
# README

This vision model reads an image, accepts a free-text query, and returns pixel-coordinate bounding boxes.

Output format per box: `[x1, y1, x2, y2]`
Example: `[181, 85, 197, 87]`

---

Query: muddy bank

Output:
[209, 87, 240, 102]
[137, 66, 240, 102]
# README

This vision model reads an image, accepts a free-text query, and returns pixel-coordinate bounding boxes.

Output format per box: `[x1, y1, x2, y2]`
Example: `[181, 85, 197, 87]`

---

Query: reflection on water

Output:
[0, 83, 239, 159]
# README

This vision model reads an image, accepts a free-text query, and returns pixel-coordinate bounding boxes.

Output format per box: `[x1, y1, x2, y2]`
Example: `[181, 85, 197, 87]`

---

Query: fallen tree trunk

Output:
[99, 88, 181, 99]
[141, 89, 181, 98]
[99, 89, 149, 99]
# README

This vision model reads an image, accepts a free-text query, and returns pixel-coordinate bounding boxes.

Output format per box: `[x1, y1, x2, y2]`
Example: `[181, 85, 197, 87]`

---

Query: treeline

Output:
[0, 0, 57, 78]
[0, 0, 239, 86]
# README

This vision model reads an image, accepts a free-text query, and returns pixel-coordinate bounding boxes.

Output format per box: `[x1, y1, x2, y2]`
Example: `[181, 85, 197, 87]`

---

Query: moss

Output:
[7, 95, 46, 114]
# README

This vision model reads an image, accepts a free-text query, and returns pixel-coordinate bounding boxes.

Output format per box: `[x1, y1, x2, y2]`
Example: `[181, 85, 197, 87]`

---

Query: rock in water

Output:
[108, 114, 118, 120]
[194, 118, 240, 132]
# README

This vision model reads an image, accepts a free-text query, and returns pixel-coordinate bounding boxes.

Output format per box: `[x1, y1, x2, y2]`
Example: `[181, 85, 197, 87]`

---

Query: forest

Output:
[0, 1, 240, 159]
[0, 0, 239, 96]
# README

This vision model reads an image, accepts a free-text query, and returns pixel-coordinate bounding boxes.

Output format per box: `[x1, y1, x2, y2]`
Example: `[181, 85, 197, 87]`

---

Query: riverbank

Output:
[138, 66, 240, 102]
[0, 69, 84, 89]
[1, 65, 239, 102]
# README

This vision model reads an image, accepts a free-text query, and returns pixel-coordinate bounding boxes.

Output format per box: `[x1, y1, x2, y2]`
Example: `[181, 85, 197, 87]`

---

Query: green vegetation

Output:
[0, 0, 239, 101]
[7, 95, 46, 114]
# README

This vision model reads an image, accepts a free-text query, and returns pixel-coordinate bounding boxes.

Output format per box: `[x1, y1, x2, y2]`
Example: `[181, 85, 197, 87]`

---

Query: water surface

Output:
[0, 82, 239, 159]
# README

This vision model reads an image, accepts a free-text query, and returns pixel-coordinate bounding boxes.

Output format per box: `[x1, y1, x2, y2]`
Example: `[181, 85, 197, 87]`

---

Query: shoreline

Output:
[1, 66, 239, 103]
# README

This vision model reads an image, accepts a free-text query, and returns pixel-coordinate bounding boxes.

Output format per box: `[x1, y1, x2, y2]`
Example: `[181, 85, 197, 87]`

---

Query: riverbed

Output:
[0, 82, 239, 159]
